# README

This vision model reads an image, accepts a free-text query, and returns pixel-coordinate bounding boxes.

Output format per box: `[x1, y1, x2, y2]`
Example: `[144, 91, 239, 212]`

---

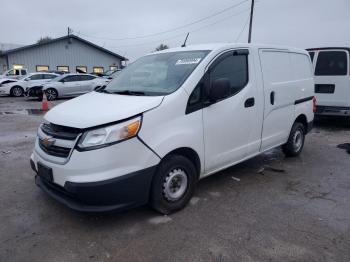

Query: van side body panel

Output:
[139, 88, 206, 175]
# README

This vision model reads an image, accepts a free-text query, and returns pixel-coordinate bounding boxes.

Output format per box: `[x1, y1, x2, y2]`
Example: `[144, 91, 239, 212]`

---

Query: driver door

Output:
[203, 50, 261, 174]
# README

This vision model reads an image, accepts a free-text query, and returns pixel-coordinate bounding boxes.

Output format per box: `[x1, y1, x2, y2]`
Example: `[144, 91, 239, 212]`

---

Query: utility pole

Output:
[248, 0, 255, 43]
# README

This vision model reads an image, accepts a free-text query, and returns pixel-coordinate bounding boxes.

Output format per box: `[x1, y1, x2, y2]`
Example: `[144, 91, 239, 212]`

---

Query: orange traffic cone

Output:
[42, 92, 49, 111]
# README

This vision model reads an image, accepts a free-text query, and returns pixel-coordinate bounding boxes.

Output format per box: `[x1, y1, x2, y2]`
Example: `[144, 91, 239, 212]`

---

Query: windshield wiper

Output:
[112, 90, 146, 96]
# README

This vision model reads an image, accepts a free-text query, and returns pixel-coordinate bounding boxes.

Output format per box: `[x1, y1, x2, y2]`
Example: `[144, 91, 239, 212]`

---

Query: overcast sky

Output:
[0, 0, 349, 61]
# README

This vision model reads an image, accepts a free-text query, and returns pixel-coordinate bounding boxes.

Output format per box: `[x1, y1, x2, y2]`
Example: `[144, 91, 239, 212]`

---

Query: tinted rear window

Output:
[315, 51, 348, 76]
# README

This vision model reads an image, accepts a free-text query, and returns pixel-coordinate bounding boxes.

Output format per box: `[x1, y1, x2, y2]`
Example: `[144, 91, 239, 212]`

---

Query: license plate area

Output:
[37, 162, 53, 182]
[315, 84, 335, 94]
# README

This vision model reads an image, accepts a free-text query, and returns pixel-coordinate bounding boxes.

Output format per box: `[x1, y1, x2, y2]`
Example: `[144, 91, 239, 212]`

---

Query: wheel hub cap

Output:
[163, 168, 188, 202]
[13, 88, 21, 96]
[293, 130, 303, 151]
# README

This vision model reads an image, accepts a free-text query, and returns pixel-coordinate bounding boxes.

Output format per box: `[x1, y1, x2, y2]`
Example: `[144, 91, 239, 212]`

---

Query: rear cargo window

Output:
[315, 51, 348, 76]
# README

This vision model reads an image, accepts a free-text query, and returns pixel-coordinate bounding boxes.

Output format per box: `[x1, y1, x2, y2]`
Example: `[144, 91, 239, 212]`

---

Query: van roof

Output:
[154, 43, 309, 55]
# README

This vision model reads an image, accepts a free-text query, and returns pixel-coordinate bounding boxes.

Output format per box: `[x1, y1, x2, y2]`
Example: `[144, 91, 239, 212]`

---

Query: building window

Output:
[76, 66, 87, 73]
[93, 67, 104, 74]
[57, 66, 69, 73]
[36, 65, 49, 72]
[13, 64, 24, 70]
[110, 65, 118, 71]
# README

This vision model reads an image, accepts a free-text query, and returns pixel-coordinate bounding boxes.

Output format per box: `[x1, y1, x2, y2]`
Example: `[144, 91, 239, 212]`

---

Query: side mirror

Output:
[60, 79, 65, 83]
[209, 78, 231, 102]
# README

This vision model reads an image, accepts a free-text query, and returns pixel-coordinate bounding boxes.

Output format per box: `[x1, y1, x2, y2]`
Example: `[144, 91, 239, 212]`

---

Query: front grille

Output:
[41, 123, 81, 140]
[37, 123, 81, 161]
[39, 138, 71, 158]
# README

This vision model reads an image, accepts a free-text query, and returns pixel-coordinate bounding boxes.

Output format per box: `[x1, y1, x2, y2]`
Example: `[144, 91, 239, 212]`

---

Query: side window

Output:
[186, 50, 249, 114]
[210, 53, 248, 96]
[21, 70, 27, 75]
[315, 51, 348, 76]
[63, 75, 79, 82]
[80, 75, 96, 81]
[14, 69, 20, 75]
[44, 74, 57, 79]
[29, 74, 42, 80]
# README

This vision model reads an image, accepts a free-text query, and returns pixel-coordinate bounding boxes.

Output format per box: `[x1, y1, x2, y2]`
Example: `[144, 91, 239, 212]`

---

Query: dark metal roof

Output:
[1, 34, 127, 61]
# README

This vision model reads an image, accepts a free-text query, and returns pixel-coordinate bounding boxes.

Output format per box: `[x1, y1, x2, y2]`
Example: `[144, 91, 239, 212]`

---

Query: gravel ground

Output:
[0, 96, 349, 262]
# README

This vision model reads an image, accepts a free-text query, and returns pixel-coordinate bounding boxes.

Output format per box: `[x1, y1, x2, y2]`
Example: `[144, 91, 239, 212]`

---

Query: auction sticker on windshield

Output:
[175, 58, 202, 65]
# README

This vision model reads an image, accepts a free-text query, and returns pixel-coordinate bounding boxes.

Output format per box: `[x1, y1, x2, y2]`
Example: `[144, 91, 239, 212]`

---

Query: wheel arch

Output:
[162, 147, 201, 179]
[294, 114, 308, 132]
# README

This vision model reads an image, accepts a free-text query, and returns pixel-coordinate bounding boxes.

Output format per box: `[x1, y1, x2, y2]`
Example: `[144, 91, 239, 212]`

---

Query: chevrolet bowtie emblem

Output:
[42, 137, 55, 147]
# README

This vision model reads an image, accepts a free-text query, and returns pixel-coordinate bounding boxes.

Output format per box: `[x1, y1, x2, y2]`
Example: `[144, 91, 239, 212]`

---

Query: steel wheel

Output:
[150, 154, 197, 214]
[282, 122, 305, 157]
[163, 168, 188, 202]
[293, 129, 304, 152]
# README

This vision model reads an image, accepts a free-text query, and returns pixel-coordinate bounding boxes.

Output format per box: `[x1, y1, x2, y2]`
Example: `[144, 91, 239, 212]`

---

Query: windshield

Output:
[105, 50, 210, 96]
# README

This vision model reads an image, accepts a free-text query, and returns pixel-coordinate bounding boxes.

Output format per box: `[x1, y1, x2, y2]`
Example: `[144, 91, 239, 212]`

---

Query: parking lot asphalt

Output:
[0, 96, 349, 262]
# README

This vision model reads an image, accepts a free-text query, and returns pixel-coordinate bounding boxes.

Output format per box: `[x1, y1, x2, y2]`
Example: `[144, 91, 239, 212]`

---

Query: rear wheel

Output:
[10, 86, 24, 97]
[150, 155, 197, 214]
[282, 122, 305, 157]
[45, 88, 58, 101]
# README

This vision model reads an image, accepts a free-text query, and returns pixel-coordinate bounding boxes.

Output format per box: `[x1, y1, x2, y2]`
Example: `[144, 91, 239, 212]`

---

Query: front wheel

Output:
[10, 86, 24, 97]
[150, 155, 197, 214]
[45, 88, 58, 101]
[282, 122, 305, 157]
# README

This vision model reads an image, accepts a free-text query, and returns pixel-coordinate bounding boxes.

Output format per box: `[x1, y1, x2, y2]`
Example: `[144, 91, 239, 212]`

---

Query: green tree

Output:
[37, 36, 52, 44]
[155, 44, 169, 51]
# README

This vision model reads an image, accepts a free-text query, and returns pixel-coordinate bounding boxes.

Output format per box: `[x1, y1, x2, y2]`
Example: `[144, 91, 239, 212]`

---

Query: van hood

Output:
[45, 92, 164, 129]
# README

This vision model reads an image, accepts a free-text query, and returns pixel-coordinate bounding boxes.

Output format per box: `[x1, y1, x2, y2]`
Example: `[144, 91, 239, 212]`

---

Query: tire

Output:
[10, 86, 24, 97]
[150, 154, 197, 214]
[282, 122, 306, 157]
[45, 88, 58, 101]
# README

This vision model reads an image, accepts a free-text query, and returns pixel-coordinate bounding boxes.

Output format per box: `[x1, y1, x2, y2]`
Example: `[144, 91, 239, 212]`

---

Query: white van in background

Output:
[307, 47, 350, 117]
[31, 43, 315, 214]
[0, 68, 28, 79]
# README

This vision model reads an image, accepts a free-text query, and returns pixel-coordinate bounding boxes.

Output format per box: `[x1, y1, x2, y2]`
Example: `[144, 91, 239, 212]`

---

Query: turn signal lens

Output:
[123, 120, 141, 139]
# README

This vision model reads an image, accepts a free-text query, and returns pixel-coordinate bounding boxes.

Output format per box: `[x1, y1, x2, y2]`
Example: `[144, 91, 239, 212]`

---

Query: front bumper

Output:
[31, 136, 160, 212]
[25, 86, 43, 98]
[33, 163, 157, 212]
[316, 106, 350, 116]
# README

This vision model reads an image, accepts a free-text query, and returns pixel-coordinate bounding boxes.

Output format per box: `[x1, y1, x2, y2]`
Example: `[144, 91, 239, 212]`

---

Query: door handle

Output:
[270, 91, 275, 105]
[244, 97, 255, 108]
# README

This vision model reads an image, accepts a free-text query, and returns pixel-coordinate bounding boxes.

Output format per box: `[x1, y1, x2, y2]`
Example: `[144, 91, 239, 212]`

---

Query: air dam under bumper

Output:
[34, 165, 157, 212]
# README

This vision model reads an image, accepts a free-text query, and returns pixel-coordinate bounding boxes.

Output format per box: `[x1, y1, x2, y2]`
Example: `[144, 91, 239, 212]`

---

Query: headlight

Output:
[77, 116, 141, 150]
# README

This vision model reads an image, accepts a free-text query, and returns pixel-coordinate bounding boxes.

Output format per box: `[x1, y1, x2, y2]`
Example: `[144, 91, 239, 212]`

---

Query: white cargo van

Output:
[307, 47, 350, 116]
[30, 44, 315, 214]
